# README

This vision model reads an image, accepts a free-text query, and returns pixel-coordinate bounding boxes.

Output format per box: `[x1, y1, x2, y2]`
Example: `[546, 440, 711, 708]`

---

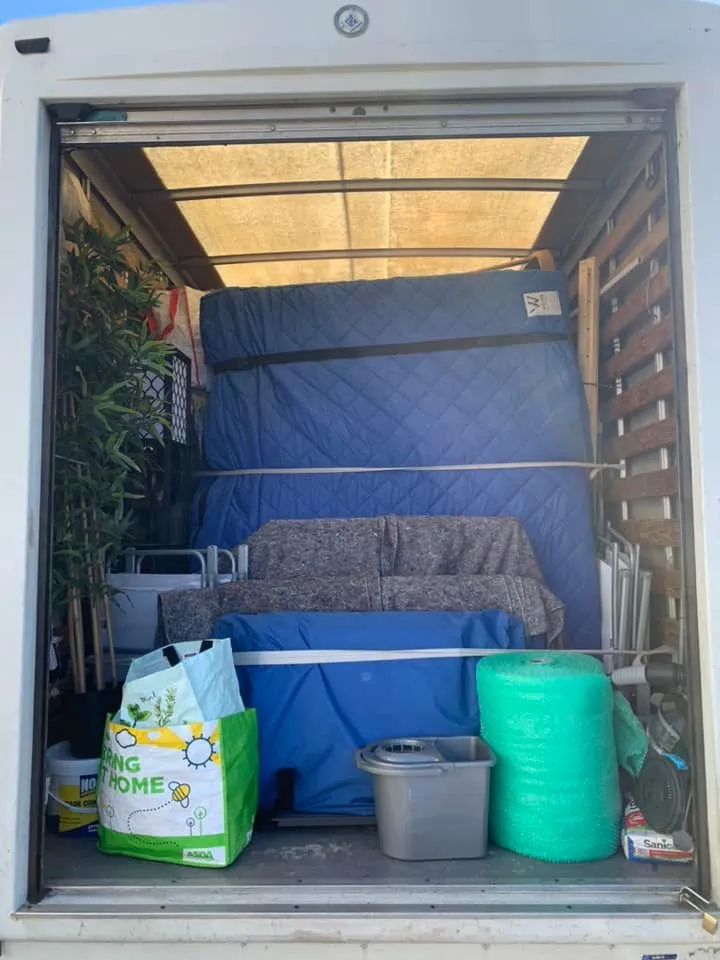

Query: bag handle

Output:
[162, 639, 214, 667]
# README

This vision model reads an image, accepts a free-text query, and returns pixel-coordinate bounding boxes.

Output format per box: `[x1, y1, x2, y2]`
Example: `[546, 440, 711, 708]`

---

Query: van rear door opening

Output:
[2, 1, 720, 954]
[35, 110, 703, 908]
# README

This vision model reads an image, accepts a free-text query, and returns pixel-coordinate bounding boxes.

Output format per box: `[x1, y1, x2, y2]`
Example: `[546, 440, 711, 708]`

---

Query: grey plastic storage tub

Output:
[356, 736, 496, 861]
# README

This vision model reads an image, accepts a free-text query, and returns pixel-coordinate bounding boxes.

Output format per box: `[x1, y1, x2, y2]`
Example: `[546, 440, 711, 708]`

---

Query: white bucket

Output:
[46, 741, 100, 837]
[105, 572, 234, 652]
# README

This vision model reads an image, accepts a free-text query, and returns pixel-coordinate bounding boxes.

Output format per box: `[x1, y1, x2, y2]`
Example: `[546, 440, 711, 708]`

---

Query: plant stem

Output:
[98, 564, 118, 688]
[69, 395, 105, 693]
[61, 394, 87, 696]
[68, 586, 86, 695]
[66, 600, 80, 694]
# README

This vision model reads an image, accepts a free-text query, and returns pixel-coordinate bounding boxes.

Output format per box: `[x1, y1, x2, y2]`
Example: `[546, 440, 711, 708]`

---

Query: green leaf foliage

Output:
[53, 222, 172, 614]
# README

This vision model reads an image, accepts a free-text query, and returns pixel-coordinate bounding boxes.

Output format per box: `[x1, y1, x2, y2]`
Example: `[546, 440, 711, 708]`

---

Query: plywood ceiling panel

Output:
[144, 136, 587, 287]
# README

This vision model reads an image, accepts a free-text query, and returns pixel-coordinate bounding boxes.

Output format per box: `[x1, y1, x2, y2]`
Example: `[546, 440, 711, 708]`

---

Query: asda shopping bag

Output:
[98, 710, 258, 867]
[119, 638, 243, 728]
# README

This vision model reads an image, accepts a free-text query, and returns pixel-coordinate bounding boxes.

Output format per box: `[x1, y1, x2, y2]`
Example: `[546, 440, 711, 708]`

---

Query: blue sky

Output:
[0, 0, 188, 23]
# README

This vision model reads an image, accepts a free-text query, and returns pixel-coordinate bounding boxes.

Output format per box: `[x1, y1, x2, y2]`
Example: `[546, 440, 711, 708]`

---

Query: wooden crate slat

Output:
[601, 266, 670, 345]
[650, 565, 682, 598]
[603, 218, 668, 298]
[602, 315, 673, 380]
[605, 466, 678, 502]
[603, 367, 674, 421]
[591, 175, 666, 269]
[652, 616, 680, 647]
[604, 417, 677, 461]
[617, 518, 680, 547]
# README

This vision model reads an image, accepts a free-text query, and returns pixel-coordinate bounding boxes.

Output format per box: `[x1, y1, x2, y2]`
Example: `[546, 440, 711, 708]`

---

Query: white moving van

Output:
[2, 0, 720, 957]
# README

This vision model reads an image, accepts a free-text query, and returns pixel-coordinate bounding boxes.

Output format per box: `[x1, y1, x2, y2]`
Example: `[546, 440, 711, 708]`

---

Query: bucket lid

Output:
[372, 739, 444, 765]
[356, 738, 447, 775]
[356, 736, 496, 776]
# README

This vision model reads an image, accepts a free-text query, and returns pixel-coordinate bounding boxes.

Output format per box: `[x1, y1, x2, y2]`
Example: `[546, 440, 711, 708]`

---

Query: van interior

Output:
[39, 98, 701, 911]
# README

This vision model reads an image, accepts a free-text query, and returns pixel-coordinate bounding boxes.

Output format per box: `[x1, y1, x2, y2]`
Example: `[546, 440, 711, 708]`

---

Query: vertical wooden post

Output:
[577, 257, 600, 459]
[532, 249, 556, 272]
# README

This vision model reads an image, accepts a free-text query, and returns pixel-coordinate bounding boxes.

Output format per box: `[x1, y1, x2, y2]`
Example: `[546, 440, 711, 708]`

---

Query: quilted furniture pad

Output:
[217, 609, 526, 815]
[196, 269, 600, 648]
[159, 572, 563, 646]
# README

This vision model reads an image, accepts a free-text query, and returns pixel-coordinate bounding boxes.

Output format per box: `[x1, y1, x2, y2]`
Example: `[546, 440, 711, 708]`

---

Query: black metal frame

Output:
[138, 350, 193, 548]
[27, 113, 62, 904]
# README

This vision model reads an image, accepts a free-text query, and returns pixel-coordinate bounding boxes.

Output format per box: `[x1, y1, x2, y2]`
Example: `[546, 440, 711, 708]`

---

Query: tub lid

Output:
[362, 738, 444, 767]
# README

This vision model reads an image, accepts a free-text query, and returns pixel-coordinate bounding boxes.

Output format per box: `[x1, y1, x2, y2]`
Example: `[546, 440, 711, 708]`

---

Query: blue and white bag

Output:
[119, 638, 243, 728]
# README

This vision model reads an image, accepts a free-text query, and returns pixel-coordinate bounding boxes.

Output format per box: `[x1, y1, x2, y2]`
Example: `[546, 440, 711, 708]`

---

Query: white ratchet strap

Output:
[233, 647, 637, 667]
[198, 461, 620, 479]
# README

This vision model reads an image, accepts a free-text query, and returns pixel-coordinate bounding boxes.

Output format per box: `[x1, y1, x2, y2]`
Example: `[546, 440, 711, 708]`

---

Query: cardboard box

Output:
[622, 801, 693, 863]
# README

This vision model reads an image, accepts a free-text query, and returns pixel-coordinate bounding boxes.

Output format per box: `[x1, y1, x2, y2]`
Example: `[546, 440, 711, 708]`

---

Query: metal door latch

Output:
[679, 887, 719, 934]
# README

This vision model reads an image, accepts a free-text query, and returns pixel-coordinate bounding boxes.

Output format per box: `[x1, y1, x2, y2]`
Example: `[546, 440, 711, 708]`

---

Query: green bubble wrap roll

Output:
[476, 652, 621, 862]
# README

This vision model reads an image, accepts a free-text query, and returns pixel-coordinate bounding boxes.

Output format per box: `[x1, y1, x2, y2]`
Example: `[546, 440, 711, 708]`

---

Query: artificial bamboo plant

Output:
[54, 222, 172, 694]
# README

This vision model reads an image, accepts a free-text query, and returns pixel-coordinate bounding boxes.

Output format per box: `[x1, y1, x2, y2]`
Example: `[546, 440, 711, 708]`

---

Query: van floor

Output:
[44, 827, 691, 908]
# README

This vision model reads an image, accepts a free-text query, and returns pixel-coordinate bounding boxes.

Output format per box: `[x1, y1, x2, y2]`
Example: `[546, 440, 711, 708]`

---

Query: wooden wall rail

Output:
[605, 466, 678, 503]
[602, 316, 673, 380]
[572, 141, 681, 645]
[604, 417, 677, 461]
[592, 174, 666, 267]
[617, 519, 681, 547]
[604, 367, 674, 421]
[601, 265, 670, 345]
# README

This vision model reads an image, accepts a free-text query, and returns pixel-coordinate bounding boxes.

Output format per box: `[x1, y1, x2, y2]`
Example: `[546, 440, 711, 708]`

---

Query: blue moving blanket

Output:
[198, 269, 600, 648]
[216, 609, 525, 815]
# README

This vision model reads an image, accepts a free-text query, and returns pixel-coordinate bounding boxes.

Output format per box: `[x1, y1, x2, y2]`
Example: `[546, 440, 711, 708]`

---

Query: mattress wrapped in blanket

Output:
[217, 609, 526, 815]
[196, 269, 600, 648]
[159, 572, 563, 646]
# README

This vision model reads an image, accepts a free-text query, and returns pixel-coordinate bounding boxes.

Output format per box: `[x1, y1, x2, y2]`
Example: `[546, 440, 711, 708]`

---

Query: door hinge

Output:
[679, 886, 718, 934]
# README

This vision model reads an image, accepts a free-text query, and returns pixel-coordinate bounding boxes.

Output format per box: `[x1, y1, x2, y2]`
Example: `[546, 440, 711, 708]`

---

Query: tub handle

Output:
[355, 752, 446, 776]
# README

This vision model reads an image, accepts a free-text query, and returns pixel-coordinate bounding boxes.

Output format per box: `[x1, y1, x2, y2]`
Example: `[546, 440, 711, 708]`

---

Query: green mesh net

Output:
[476, 652, 621, 863]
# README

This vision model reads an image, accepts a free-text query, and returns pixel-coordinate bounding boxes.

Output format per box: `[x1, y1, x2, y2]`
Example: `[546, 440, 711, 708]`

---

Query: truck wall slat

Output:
[601, 265, 670, 345]
[649, 565, 682, 598]
[603, 217, 668, 298]
[617, 518, 681, 547]
[605, 466, 678, 502]
[572, 141, 681, 658]
[603, 367, 674, 420]
[591, 174, 666, 269]
[602, 315, 673, 379]
[651, 615, 680, 648]
[604, 417, 677, 461]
